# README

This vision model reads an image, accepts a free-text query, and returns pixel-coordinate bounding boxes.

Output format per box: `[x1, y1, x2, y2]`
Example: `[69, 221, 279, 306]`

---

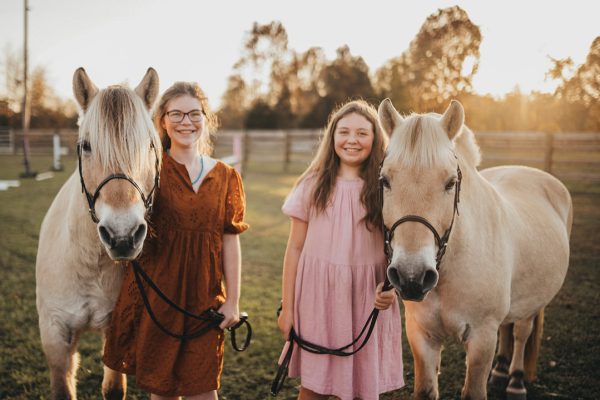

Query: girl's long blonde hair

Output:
[153, 81, 219, 155]
[297, 99, 388, 230]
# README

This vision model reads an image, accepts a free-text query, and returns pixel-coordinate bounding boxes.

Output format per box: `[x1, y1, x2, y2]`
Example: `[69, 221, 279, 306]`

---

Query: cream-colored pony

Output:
[36, 68, 161, 399]
[378, 99, 572, 400]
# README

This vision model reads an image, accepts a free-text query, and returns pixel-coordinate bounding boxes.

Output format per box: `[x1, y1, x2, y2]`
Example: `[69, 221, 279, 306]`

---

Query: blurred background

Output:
[0, 1, 598, 399]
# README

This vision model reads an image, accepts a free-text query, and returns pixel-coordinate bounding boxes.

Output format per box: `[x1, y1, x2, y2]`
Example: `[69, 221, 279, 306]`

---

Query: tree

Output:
[0, 46, 77, 128]
[375, 6, 481, 112]
[301, 45, 376, 128]
[244, 99, 279, 129]
[219, 74, 250, 129]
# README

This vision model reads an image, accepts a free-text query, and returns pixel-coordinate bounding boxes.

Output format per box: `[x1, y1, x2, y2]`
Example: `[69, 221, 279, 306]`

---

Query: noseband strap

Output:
[77, 141, 160, 223]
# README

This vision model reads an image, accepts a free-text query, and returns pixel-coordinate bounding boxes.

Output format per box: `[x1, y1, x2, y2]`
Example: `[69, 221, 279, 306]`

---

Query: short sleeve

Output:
[224, 167, 249, 234]
[282, 176, 313, 222]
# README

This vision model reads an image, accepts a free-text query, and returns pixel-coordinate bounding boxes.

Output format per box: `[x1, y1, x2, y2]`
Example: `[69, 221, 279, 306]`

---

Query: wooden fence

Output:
[2, 128, 600, 183]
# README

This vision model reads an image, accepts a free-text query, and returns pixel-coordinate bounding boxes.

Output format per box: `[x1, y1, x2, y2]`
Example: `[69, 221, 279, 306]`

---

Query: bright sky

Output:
[0, 0, 598, 108]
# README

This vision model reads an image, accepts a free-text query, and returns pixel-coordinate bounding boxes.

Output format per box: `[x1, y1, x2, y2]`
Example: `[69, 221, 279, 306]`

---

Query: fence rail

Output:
[2, 128, 599, 183]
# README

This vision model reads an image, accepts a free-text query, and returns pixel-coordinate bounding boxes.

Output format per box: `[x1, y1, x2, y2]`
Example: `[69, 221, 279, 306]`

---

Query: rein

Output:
[76, 140, 160, 223]
[131, 260, 252, 352]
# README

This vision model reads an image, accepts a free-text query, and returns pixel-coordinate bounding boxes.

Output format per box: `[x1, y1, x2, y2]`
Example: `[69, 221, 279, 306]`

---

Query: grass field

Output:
[0, 155, 598, 399]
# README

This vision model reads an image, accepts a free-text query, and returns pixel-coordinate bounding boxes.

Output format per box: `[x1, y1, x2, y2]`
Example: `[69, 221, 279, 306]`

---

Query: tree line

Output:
[1, 6, 598, 133]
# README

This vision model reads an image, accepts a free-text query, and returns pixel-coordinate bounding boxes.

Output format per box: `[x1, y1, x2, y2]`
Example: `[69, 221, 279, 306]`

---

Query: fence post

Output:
[544, 133, 554, 175]
[284, 130, 291, 172]
[10, 129, 15, 154]
[232, 133, 243, 175]
[242, 129, 250, 173]
[52, 130, 63, 171]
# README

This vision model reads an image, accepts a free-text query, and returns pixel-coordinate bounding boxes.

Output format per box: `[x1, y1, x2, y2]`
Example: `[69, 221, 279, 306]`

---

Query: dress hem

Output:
[299, 375, 405, 400]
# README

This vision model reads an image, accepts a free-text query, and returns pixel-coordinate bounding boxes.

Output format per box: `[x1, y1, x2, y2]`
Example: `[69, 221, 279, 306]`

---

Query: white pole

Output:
[52, 131, 62, 171]
[233, 133, 243, 174]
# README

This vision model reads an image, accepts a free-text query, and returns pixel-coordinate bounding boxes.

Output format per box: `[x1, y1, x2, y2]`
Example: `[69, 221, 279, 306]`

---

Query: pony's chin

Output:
[399, 291, 427, 302]
[105, 247, 143, 261]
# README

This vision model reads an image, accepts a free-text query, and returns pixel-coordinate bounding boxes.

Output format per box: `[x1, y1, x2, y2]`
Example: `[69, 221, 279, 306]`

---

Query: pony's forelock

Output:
[387, 113, 455, 169]
[79, 86, 161, 177]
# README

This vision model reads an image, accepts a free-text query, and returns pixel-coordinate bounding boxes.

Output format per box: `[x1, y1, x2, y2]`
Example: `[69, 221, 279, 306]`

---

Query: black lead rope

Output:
[271, 159, 397, 396]
[270, 278, 392, 395]
[131, 260, 252, 352]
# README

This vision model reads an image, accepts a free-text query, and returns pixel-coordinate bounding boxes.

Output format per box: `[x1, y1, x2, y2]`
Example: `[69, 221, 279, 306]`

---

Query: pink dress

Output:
[281, 176, 405, 400]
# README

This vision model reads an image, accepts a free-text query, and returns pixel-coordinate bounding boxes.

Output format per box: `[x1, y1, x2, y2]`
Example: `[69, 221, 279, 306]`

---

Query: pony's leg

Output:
[489, 324, 513, 388]
[101, 334, 126, 400]
[506, 315, 536, 400]
[40, 321, 79, 400]
[406, 316, 442, 400]
[461, 325, 497, 400]
[102, 365, 126, 400]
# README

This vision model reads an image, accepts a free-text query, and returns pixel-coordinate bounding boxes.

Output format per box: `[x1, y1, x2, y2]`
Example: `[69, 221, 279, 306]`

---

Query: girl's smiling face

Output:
[162, 95, 204, 150]
[333, 112, 375, 168]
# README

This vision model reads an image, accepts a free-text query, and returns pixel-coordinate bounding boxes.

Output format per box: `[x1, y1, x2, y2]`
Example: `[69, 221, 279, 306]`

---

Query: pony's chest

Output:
[72, 263, 124, 330]
[405, 292, 471, 339]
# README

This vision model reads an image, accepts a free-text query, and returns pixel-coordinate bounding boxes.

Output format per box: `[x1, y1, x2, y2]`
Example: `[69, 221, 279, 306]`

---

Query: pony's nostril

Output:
[422, 269, 438, 293]
[387, 266, 402, 287]
[132, 224, 147, 247]
[98, 226, 113, 246]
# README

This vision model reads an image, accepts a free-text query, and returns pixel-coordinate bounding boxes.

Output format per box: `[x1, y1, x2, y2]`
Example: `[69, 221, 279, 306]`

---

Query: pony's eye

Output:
[80, 140, 91, 153]
[380, 175, 391, 189]
[445, 179, 456, 191]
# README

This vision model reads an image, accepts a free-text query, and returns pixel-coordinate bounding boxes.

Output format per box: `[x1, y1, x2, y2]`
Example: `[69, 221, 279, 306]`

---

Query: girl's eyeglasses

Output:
[165, 109, 204, 123]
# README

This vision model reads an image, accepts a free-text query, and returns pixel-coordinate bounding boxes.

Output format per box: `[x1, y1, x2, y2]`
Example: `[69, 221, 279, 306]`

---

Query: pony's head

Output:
[378, 99, 476, 301]
[73, 67, 161, 260]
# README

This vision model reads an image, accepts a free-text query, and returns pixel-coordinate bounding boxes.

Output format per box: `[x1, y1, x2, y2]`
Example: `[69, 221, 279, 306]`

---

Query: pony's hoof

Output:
[488, 370, 509, 388]
[506, 370, 527, 400]
[506, 387, 527, 400]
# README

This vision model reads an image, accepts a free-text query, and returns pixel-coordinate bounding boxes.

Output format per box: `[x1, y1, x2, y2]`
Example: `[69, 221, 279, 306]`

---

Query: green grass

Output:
[0, 155, 599, 399]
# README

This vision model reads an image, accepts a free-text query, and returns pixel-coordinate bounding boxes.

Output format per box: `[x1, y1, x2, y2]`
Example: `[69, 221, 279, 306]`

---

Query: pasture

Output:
[0, 154, 598, 399]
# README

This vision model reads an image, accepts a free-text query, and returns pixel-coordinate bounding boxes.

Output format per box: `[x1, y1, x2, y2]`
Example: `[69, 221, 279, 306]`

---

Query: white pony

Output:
[378, 99, 572, 400]
[36, 68, 161, 399]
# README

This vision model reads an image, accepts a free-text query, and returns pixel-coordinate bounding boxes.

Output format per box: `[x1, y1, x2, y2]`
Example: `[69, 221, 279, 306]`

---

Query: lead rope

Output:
[270, 173, 393, 396]
[131, 260, 252, 351]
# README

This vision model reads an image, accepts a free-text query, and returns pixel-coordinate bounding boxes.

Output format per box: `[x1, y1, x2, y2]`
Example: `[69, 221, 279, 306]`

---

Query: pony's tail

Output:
[524, 308, 545, 382]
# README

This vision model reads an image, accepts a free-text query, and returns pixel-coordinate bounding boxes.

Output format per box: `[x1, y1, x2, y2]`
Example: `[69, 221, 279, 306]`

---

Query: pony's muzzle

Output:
[387, 264, 438, 302]
[98, 222, 147, 260]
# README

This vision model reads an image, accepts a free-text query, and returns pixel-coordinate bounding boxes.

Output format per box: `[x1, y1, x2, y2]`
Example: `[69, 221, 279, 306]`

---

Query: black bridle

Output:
[76, 140, 160, 224]
[382, 160, 463, 270]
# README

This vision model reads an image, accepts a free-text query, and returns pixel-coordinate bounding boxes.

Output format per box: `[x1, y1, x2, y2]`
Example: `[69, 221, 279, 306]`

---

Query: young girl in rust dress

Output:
[103, 82, 248, 399]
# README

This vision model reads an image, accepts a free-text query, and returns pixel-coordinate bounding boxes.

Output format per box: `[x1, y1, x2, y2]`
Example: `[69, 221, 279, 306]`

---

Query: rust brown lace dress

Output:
[103, 154, 248, 396]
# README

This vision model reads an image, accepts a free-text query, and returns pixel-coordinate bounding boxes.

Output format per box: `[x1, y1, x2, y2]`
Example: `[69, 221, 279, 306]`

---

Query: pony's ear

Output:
[73, 67, 98, 112]
[378, 98, 403, 137]
[440, 100, 464, 140]
[135, 68, 159, 110]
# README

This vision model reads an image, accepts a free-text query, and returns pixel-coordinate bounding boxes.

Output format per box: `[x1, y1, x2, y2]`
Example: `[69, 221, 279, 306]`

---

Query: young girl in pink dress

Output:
[277, 100, 405, 399]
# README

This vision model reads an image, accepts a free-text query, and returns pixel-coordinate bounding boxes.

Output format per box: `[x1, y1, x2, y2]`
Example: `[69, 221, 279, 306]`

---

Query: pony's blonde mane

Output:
[79, 86, 161, 176]
[387, 112, 481, 169]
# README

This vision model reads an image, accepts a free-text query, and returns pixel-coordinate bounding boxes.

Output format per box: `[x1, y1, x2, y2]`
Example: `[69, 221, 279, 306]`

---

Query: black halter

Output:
[76, 140, 160, 223]
[382, 160, 462, 270]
